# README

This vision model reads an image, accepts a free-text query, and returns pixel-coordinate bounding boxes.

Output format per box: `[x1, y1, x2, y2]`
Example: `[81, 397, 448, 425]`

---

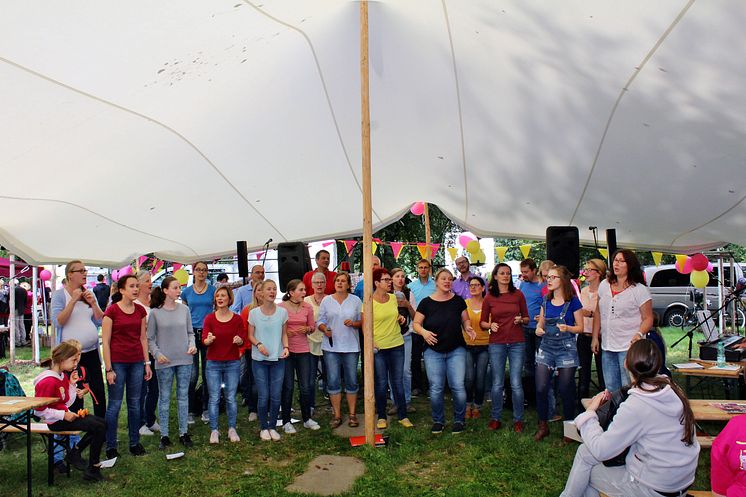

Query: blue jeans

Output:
[253, 360, 285, 430]
[602, 350, 629, 392]
[488, 343, 525, 422]
[156, 364, 192, 437]
[140, 357, 158, 428]
[464, 345, 489, 407]
[282, 352, 314, 423]
[324, 351, 359, 394]
[188, 328, 209, 415]
[374, 345, 406, 420]
[105, 362, 144, 449]
[240, 354, 258, 413]
[390, 333, 412, 405]
[205, 360, 240, 430]
[424, 347, 467, 424]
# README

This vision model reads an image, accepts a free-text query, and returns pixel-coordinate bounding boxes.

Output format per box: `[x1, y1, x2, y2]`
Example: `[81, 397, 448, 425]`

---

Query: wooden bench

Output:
[1, 422, 82, 486]
[697, 434, 715, 449]
[601, 493, 711, 497]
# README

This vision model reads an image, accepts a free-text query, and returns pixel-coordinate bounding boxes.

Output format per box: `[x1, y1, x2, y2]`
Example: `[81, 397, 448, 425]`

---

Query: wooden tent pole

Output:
[424, 203, 432, 264]
[360, 0, 375, 446]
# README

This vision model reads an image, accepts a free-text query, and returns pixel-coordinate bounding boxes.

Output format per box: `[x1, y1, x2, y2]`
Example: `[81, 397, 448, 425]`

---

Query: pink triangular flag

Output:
[429, 243, 440, 257]
[256, 251, 265, 260]
[151, 260, 164, 274]
[322, 241, 335, 247]
[344, 240, 358, 255]
[172, 263, 183, 271]
[390, 242, 405, 260]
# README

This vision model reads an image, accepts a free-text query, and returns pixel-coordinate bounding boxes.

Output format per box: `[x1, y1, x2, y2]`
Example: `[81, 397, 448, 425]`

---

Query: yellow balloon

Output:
[466, 240, 480, 254]
[174, 268, 189, 285]
[690, 270, 709, 289]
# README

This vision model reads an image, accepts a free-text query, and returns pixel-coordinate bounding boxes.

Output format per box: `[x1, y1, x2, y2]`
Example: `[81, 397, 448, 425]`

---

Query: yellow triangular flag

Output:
[519, 244, 532, 259]
[495, 246, 508, 263]
[447, 247, 459, 261]
[598, 248, 608, 259]
[651, 251, 663, 266]
[674, 254, 688, 267]
[371, 241, 378, 254]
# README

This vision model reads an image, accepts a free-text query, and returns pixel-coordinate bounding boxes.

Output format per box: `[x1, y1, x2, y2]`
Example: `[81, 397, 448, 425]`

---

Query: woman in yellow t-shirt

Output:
[364, 268, 413, 429]
[464, 276, 489, 419]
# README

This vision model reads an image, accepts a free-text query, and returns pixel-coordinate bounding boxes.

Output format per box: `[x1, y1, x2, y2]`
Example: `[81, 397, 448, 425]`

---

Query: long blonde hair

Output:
[51, 339, 81, 365]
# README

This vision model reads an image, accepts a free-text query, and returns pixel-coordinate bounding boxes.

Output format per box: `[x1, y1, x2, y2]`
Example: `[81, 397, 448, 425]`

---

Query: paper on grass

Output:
[563, 421, 582, 443]
[166, 452, 185, 460]
[98, 457, 117, 468]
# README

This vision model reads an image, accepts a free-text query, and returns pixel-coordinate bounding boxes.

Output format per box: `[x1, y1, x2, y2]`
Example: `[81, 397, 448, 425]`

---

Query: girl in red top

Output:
[102, 274, 151, 459]
[202, 286, 247, 444]
[480, 263, 529, 432]
[278, 279, 319, 433]
[34, 339, 106, 482]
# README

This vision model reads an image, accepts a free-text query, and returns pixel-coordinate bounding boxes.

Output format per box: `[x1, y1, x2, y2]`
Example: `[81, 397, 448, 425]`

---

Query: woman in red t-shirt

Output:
[202, 286, 247, 444]
[102, 274, 151, 459]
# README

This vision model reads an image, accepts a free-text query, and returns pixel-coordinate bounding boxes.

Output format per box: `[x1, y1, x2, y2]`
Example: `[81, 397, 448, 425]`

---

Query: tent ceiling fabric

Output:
[1, 1, 745, 266]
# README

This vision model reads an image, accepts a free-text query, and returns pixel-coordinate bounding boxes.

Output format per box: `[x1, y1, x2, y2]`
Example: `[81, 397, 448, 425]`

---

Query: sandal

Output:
[329, 418, 343, 429]
[348, 415, 359, 428]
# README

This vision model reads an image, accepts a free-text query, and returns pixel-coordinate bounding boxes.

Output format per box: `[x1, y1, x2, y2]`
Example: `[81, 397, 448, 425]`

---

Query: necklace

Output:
[193, 281, 207, 294]
[313, 294, 323, 306]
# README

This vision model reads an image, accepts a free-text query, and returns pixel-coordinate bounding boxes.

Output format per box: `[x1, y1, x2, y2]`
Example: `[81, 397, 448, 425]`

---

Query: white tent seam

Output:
[0, 55, 288, 242]
[568, 0, 696, 225]
[668, 193, 746, 249]
[244, 0, 384, 224]
[441, 0, 469, 220]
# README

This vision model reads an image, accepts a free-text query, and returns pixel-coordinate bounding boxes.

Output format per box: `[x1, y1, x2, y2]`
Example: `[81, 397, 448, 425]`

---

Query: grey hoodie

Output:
[575, 383, 700, 492]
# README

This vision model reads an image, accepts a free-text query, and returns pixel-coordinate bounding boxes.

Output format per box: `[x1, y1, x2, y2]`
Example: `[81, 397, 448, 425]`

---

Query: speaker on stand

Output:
[546, 226, 580, 278]
[277, 242, 312, 292]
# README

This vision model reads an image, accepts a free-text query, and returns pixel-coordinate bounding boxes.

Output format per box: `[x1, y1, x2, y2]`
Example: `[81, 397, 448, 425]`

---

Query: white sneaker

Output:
[149, 421, 161, 432]
[201, 412, 210, 423]
[282, 422, 297, 434]
[139, 425, 154, 436]
[228, 428, 240, 443]
[260, 429, 271, 441]
[248, 412, 258, 422]
[269, 429, 281, 441]
[209, 430, 219, 444]
[187, 414, 195, 425]
[303, 419, 320, 431]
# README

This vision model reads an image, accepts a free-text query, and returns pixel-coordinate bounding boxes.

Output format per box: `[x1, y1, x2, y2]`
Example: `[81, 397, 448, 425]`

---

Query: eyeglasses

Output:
[468, 283, 483, 288]
[545, 275, 561, 281]
[70, 269, 87, 274]
[379, 278, 392, 282]
[583, 268, 598, 273]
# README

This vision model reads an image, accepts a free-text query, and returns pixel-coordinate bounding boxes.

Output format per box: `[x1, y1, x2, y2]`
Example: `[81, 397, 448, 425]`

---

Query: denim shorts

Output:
[536, 336, 578, 369]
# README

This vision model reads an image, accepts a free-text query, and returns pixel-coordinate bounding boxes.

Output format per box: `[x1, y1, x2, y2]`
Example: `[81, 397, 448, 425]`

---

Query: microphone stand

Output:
[670, 288, 744, 359]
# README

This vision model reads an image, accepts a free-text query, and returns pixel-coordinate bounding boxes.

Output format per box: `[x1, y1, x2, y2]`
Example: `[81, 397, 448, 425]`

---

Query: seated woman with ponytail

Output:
[560, 339, 700, 497]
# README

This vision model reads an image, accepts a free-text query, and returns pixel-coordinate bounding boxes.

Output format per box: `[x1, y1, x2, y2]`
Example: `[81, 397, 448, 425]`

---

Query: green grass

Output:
[0, 328, 719, 496]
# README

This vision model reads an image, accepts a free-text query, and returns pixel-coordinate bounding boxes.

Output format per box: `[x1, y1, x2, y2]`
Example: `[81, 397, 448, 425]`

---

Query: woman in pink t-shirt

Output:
[278, 279, 318, 433]
[102, 274, 151, 458]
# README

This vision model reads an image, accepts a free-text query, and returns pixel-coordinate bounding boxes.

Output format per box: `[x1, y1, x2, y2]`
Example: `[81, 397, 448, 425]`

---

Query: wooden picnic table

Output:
[675, 358, 743, 399]
[0, 396, 58, 497]
[581, 397, 745, 422]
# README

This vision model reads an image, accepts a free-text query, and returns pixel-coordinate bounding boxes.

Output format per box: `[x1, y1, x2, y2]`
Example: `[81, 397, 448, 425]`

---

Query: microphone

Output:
[263, 238, 272, 247]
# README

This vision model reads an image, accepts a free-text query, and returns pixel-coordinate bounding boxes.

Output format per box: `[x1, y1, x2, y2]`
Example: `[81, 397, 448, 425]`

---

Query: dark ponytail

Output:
[626, 340, 695, 446]
[282, 279, 302, 301]
[110, 274, 137, 305]
[151, 276, 178, 309]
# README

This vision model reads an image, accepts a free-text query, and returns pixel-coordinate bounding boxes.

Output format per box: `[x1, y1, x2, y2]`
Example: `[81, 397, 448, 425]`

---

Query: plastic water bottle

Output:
[717, 340, 727, 368]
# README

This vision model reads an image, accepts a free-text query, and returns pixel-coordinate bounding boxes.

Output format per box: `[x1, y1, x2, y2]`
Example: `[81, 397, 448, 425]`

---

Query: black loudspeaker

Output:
[237, 241, 248, 278]
[278, 242, 311, 292]
[606, 229, 617, 263]
[546, 226, 580, 278]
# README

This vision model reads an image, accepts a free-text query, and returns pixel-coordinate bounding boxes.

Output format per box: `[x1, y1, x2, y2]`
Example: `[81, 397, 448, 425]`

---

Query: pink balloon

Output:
[111, 270, 119, 281]
[39, 269, 52, 281]
[690, 253, 709, 272]
[706, 262, 714, 272]
[681, 257, 694, 275]
[459, 234, 475, 249]
[410, 202, 425, 216]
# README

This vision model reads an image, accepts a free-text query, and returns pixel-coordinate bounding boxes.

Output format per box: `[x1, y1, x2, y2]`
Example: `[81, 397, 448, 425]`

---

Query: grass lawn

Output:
[0, 328, 720, 496]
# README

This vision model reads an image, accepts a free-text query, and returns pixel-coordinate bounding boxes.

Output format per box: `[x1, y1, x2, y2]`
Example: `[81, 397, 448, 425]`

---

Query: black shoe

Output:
[83, 467, 107, 482]
[105, 448, 119, 460]
[129, 443, 146, 456]
[452, 422, 465, 434]
[411, 388, 421, 397]
[54, 461, 68, 475]
[431, 422, 444, 434]
[179, 434, 193, 448]
[159, 436, 172, 450]
[65, 447, 87, 471]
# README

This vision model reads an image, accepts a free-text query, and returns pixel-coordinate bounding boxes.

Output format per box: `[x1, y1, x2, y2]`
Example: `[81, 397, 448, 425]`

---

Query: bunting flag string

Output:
[651, 251, 663, 266]
[519, 244, 532, 259]
[598, 248, 608, 259]
[390, 242, 405, 260]
[495, 246, 508, 263]
[447, 247, 459, 260]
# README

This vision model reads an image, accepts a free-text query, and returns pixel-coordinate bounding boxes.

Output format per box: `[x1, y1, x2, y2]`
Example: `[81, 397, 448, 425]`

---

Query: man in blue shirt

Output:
[409, 258, 435, 396]
[451, 256, 476, 300]
[231, 265, 265, 312]
[353, 256, 381, 300]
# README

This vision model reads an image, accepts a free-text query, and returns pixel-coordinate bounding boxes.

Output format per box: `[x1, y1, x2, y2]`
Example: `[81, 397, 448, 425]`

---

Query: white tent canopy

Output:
[2, 1, 745, 266]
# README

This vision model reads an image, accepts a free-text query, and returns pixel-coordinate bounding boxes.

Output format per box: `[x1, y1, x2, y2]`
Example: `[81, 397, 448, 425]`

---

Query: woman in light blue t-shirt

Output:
[247, 280, 289, 442]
